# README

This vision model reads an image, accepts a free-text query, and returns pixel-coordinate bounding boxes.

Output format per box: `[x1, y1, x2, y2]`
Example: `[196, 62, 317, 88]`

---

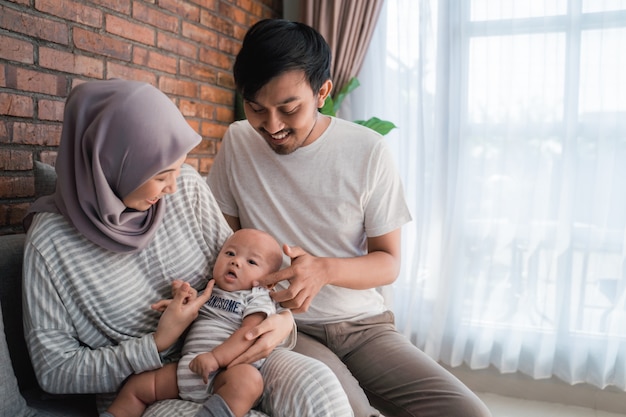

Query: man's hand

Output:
[153, 280, 214, 352]
[254, 245, 329, 313]
[189, 352, 220, 384]
[228, 310, 294, 367]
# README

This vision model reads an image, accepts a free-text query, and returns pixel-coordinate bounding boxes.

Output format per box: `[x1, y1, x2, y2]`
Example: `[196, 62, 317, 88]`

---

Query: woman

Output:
[22, 79, 352, 417]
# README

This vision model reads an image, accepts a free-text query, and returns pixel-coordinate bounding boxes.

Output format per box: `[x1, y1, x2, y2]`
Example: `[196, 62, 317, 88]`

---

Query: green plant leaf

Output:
[333, 77, 360, 115]
[355, 117, 397, 136]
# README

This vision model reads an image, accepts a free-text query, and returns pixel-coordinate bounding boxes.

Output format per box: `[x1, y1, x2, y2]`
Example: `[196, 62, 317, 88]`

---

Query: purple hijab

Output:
[28, 79, 201, 253]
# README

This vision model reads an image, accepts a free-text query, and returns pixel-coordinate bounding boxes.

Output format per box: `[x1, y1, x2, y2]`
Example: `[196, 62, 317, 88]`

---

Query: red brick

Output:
[157, 32, 197, 59]
[0, 93, 34, 117]
[159, 0, 200, 22]
[216, 71, 235, 89]
[39, 151, 58, 166]
[215, 106, 233, 123]
[198, 47, 232, 70]
[185, 156, 200, 172]
[0, 121, 7, 142]
[133, 2, 179, 32]
[39, 47, 104, 78]
[73, 27, 132, 61]
[191, 137, 215, 154]
[186, 118, 200, 134]
[158, 77, 199, 98]
[133, 47, 177, 74]
[8, 202, 30, 225]
[0, 202, 30, 230]
[218, 35, 240, 55]
[232, 24, 248, 42]
[218, 2, 247, 26]
[0, 176, 34, 198]
[178, 99, 215, 119]
[182, 22, 218, 48]
[13, 122, 62, 146]
[200, 11, 234, 37]
[0, 34, 34, 64]
[199, 84, 233, 106]
[198, 156, 214, 174]
[38, 99, 65, 121]
[180, 59, 217, 83]
[35, 0, 102, 27]
[200, 121, 228, 139]
[6, 67, 67, 96]
[106, 62, 157, 85]
[189, 0, 218, 10]
[0, 63, 5, 87]
[0, 149, 32, 170]
[238, 0, 263, 15]
[89, 0, 131, 15]
[106, 14, 155, 45]
[0, 5, 69, 45]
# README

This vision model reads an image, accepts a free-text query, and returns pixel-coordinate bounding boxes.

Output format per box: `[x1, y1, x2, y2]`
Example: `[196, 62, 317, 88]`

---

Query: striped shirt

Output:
[22, 166, 231, 395]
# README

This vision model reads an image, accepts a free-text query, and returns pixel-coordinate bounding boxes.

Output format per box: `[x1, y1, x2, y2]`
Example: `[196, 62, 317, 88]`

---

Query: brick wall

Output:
[0, 0, 282, 235]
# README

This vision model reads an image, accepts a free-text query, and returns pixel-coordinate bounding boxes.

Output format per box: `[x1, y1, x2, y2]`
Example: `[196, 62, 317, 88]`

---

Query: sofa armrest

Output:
[0, 233, 39, 391]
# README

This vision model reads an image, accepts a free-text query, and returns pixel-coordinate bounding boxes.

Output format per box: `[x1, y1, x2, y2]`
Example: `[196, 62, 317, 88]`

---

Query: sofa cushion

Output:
[34, 160, 57, 197]
[0, 303, 37, 417]
[0, 234, 38, 391]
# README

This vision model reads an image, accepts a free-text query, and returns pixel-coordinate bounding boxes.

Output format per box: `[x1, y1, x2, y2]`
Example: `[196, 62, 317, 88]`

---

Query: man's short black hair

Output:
[233, 19, 332, 101]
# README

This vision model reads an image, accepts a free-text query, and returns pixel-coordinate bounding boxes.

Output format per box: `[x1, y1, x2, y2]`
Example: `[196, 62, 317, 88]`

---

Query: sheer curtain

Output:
[348, 0, 626, 390]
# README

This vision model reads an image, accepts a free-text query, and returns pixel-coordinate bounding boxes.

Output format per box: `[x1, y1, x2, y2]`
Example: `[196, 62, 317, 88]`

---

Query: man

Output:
[208, 18, 491, 417]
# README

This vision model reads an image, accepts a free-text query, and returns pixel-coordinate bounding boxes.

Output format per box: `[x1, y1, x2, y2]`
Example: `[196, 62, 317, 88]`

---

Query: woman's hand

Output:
[227, 310, 294, 367]
[153, 281, 214, 352]
[151, 279, 198, 312]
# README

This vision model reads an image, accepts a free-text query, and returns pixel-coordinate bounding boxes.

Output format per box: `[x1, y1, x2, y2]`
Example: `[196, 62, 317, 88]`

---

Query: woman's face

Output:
[122, 155, 187, 211]
[244, 70, 332, 155]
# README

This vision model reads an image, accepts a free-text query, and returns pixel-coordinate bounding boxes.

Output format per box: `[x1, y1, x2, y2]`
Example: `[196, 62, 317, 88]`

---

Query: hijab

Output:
[27, 79, 201, 253]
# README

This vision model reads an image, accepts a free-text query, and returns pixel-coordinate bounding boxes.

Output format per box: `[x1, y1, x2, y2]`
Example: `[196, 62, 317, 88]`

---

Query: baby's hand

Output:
[152, 281, 214, 352]
[151, 280, 204, 312]
[171, 279, 198, 299]
[189, 352, 220, 384]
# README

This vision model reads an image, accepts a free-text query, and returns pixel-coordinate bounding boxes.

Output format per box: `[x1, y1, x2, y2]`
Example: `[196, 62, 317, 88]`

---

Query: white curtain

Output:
[347, 0, 626, 390]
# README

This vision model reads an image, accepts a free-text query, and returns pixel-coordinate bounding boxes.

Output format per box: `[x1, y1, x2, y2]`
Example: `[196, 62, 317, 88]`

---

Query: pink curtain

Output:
[301, 0, 384, 96]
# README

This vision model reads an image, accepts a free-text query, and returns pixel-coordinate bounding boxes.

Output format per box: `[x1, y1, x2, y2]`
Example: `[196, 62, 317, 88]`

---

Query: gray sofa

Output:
[0, 160, 97, 416]
[0, 232, 97, 417]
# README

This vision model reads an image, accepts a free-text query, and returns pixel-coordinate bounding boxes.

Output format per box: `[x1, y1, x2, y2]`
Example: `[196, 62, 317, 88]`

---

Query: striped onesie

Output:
[177, 286, 277, 402]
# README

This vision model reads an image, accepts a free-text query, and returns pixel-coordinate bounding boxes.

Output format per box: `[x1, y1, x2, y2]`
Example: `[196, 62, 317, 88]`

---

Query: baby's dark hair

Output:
[233, 19, 332, 101]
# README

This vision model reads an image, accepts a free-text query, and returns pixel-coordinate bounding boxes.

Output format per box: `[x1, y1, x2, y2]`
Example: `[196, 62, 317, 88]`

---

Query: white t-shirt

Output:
[208, 117, 412, 324]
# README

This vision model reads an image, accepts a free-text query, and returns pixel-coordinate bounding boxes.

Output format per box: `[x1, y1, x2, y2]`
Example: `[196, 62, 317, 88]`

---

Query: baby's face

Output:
[212, 230, 280, 292]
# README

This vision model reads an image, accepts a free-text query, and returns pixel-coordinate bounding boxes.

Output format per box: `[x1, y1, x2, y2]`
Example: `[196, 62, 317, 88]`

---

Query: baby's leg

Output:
[212, 364, 263, 417]
[107, 363, 179, 417]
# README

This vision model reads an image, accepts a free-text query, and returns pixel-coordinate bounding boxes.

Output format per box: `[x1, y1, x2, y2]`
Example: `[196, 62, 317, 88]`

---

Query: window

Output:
[352, 0, 626, 388]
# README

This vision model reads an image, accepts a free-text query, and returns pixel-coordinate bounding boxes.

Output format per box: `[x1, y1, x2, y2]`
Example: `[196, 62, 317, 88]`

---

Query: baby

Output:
[104, 228, 284, 417]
